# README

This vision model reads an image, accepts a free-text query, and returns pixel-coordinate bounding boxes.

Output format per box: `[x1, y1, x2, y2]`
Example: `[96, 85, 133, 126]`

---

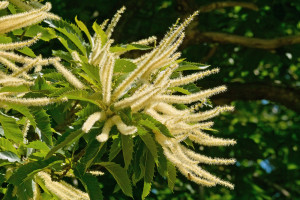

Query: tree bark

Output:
[183, 31, 300, 50]
[210, 82, 300, 113]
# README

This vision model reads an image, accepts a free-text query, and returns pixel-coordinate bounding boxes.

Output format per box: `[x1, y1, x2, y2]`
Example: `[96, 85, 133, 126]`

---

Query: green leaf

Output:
[55, 34, 75, 54]
[0, 151, 20, 163]
[17, 46, 36, 57]
[8, 157, 62, 185]
[109, 136, 121, 161]
[98, 162, 133, 197]
[74, 164, 103, 200]
[142, 182, 151, 200]
[80, 62, 100, 83]
[31, 76, 56, 91]
[114, 59, 137, 73]
[176, 61, 209, 71]
[64, 90, 101, 107]
[80, 141, 105, 171]
[30, 108, 53, 146]
[167, 162, 176, 191]
[2, 184, 16, 200]
[0, 137, 19, 156]
[110, 44, 152, 53]
[13, 25, 56, 41]
[117, 107, 133, 125]
[27, 140, 50, 152]
[168, 86, 191, 95]
[157, 145, 168, 177]
[75, 103, 100, 118]
[0, 35, 12, 43]
[121, 135, 133, 169]
[52, 50, 73, 62]
[136, 126, 158, 163]
[92, 22, 107, 46]
[142, 149, 155, 200]
[0, 85, 29, 93]
[16, 179, 34, 200]
[0, 113, 23, 143]
[132, 141, 144, 185]
[135, 113, 173, 138]
[45, 129, 84, 159]
[6, 104, 37, 129]
[182, 83, 200, 93]
[75, 16, 92, 46]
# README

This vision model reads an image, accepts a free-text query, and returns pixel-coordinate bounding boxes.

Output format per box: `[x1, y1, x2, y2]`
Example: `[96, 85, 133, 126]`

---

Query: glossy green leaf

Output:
[26, 140, 50, 152]
[74, 164, 103, 200]
[30, 108, 53, 146]
[98, 162, 133, 197]
[0, 138, 19, 156]
[167, 162, 176, 191]
[135, 113, 173, 138]
[142, 149, 155, 200]
[109, 136, 121, 161]
[0, 113, 23, 143]
[75, 16, 92, 46]
[136, 126, 158, 163]
[45, 129, 84, 159]
[114, 59, 137, 73]
[92, 22, 107, 46]
[8, 156, 62, 185]
[6, 104, 37, 129]
[17, 46, 36, 57]
[121, 134, 133, 169]
[0, 151, 20, 163]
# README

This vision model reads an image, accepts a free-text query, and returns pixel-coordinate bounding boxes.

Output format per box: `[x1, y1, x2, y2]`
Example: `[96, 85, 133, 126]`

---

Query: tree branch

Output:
[183, 31, 300, 50]
[209, 82, 300, 113]
[176, 1, 258, 14]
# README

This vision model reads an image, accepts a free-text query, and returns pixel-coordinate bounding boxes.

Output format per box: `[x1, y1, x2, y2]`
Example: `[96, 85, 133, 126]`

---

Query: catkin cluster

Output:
[0, 0, 236, 191]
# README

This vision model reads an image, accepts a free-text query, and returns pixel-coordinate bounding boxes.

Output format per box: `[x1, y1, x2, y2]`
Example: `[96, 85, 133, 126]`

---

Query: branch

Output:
[209, 82, 300, 113]
[198, 1, 259, 12]
[183, 30, 300, 50]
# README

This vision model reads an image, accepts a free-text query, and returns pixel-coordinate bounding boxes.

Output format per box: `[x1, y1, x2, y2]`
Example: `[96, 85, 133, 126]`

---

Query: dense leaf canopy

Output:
[0, 0, 299, 199]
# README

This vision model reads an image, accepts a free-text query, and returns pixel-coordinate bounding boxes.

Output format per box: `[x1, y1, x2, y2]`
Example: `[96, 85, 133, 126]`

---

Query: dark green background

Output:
[44, 0, 300, 199]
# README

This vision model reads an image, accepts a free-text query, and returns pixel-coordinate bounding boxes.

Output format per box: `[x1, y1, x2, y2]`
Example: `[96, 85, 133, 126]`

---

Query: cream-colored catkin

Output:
[105, 6, 126, 39]
[132, 36, 157, 45]
[0, 1, 9, 10]
[37, 172, 89, 200]
[169, 68, 220, 87]
[112, 115, 137, 135]
[0, 57, 34, 79]
[11, 56, 41, 77]
[0, 96, 67, 106]
[0, 3, 60, 34]
[96, 118, 114, 142]
[51, 59, 86, 89]
[155, 85, 227, 104]
[82, 111, 105, 133]
[0, 33, 42, 50]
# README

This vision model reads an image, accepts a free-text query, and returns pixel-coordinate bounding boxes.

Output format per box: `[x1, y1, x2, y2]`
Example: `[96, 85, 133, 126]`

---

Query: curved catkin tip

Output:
[42, 2, 52, 11]
[0, 1, 9, 10]
[82, 112, 103, 133]
[96, 133, 109, 142]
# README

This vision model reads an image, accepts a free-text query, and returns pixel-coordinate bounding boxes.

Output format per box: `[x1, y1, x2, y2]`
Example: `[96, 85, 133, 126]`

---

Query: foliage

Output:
[0, 0, 238, 199]
[1, 0, 300, 199]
